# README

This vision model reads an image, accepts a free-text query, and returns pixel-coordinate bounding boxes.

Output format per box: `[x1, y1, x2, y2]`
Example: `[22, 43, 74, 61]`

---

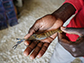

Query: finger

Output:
[24, 41, 31, 45]
[58, 32, 71, 44]
[40, 37, 53, 43]
[24, 20, 41, 39]
[30, 42, 43, 60]
[24, 29, 35, 39]
[58, 32, 67, 39]
[58, 32, 64, 39]
[61, 27, 84, 36]
[23, 41, 38, 56]
[41, 33, 57, 43]
[37, 43, 49, 58]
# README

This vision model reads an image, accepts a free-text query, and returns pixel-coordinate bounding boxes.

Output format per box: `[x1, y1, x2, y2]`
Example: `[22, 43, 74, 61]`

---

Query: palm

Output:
[24, 14, 63, 59]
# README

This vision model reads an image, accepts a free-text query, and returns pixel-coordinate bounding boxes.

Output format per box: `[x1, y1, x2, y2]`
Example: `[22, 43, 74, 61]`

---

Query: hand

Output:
[23, 14, 63, 60]
[58, 27, 84, 57]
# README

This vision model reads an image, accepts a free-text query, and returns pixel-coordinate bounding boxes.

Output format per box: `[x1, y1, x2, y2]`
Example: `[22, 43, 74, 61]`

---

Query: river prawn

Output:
[12, 28, 62, 49]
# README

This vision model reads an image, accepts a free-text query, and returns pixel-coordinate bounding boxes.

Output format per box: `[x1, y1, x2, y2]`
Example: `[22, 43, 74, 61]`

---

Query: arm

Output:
[52, 3, 76, 22]
[58, 27, 84, 57]
[23, 2, 77, 60]
[52, 0, 84, 22]
[24, 3, 76, 39]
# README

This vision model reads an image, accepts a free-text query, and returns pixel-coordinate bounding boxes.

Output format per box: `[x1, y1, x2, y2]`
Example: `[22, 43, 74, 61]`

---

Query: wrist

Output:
[52, 3, 76, 23]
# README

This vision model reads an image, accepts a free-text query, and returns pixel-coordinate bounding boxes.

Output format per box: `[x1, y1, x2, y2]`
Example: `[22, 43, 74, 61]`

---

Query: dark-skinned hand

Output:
[58, 27, 84, 57]
[23, 14, 63, 60]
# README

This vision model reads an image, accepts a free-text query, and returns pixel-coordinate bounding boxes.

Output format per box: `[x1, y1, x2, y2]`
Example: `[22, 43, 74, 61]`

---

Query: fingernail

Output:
[61, 27, 66, 31]
[37, 55, 40, 58]
[24, 41, 29, 45]
[23, 53, 27, 56]
[30, 57, 33, 60]
[61, 27, 66, 29]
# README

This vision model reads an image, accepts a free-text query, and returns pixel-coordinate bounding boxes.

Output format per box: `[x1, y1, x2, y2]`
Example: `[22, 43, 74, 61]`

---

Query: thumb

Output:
[61, 27, 83, 37]
[24, 20, 40, 39]
[24, 28, 35, 39]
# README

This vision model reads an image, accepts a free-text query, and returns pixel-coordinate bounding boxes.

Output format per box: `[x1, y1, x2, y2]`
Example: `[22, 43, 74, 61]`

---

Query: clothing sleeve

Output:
[64, 0, 84, 13]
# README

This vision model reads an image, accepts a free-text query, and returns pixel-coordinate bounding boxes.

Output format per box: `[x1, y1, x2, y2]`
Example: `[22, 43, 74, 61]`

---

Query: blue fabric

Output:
[0, 0, 8, 30]
[0, 0, 18, 30]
